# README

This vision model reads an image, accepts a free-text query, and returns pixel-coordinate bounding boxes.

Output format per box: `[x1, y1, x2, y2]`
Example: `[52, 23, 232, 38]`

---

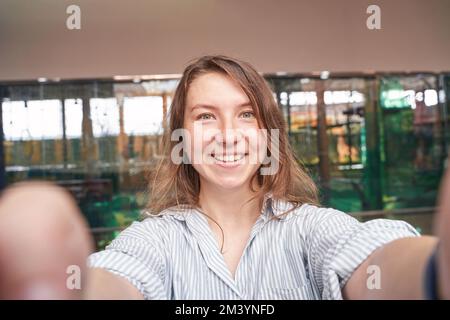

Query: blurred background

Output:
[0, 0, 449, 249]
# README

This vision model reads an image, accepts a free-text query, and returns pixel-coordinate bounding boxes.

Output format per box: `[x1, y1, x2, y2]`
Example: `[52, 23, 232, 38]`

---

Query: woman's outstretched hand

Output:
[0, 182, 93, 299]
[0, 182, 144, 300]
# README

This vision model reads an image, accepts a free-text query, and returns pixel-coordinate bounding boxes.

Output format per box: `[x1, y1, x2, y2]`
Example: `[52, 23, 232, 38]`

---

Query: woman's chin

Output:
[207, 176, 250, 191]
[197, 165, 259, 191]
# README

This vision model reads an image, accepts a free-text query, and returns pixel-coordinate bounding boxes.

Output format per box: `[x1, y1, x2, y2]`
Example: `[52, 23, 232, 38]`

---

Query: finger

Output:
[0, 181, 94, 299]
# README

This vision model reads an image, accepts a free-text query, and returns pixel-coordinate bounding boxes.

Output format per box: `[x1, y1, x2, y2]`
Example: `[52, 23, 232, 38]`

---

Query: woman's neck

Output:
[198, 182, 263, 229]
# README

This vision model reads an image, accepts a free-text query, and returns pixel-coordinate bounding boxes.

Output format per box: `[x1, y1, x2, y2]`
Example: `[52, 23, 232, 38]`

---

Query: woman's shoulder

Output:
[273, 200, 347, 222]
[275, 201, 361, 235]
[118, 206, 191, 242]
[283, 201, 419, 238]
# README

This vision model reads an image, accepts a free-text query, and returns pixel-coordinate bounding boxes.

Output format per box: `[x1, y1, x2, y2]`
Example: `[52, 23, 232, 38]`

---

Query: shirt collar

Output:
[145, 192, 294, 222]
[261, 192, 295, 221]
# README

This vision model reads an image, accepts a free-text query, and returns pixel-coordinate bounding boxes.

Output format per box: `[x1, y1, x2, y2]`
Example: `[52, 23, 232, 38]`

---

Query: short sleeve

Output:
[87, 218, 168, 300]
[299, 204, 420, 300]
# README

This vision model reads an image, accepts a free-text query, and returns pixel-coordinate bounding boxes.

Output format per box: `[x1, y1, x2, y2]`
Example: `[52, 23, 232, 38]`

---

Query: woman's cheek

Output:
[244, 129, 265, 165]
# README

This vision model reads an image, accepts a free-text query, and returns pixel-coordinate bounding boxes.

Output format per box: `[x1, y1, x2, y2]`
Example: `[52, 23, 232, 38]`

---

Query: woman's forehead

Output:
[186, 72, 249, 108]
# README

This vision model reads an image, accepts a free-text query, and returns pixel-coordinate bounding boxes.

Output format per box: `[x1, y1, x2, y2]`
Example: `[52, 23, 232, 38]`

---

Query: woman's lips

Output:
[210, 153, 248, 168]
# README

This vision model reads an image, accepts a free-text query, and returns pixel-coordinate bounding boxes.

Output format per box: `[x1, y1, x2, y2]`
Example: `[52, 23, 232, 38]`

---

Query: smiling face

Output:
[183, 72, 265, 191]
[146, 56, 319, 215]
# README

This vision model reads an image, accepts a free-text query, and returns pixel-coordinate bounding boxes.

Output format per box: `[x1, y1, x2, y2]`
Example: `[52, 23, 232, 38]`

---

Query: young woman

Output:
[0, 55, 447, 300]
[86, 56, 443, 300]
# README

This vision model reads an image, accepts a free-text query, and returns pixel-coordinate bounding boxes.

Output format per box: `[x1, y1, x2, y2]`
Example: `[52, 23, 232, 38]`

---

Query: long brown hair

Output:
[145, 55, 319, 220]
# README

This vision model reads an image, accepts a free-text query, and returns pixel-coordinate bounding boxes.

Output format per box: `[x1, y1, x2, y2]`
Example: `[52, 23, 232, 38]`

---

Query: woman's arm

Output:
[344, 164, 450, 300]
[343, 236, 438, 299]
[84, 268, 143, 300]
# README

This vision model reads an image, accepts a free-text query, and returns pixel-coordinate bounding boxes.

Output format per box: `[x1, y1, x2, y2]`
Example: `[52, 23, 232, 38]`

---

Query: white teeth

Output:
[213, 154, 245, 162]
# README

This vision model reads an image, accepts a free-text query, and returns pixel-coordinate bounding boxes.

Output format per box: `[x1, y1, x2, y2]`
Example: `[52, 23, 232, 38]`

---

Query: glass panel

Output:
[64, 99, 83, 139]
[380, 76, 445, 210]
[0, 81, 178, 249]
[2, 75, 448, 247]
[324, 82, 367, 213]
[123, 96, 163, 136]
[90, 98, 119, 137]
[268, 77, 369, 212]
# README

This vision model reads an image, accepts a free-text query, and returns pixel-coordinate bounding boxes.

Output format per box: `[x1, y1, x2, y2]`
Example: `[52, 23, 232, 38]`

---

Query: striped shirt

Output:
[88, 195, 419, 300]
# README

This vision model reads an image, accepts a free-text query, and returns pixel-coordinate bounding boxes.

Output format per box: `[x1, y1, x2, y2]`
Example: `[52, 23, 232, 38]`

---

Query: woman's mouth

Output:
[209, 153, 248, 168]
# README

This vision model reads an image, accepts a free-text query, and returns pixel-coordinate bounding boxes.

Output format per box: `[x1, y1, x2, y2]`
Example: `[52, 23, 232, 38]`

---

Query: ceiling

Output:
[0, 0, 449, 82]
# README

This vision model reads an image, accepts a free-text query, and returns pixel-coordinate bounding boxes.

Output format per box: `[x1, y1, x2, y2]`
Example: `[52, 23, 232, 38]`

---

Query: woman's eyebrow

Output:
[237, 102, 252, 108]
[190, 102, 252, 112]
[191, 104, 217, 112]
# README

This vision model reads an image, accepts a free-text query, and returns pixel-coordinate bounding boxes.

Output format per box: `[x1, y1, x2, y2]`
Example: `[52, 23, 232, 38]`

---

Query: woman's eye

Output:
[240, 111, 255, 119]
[197, 113, 215, 120]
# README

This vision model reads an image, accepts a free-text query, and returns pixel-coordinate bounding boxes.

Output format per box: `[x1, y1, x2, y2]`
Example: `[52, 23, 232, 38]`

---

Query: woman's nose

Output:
[214, 123, 244, 149]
